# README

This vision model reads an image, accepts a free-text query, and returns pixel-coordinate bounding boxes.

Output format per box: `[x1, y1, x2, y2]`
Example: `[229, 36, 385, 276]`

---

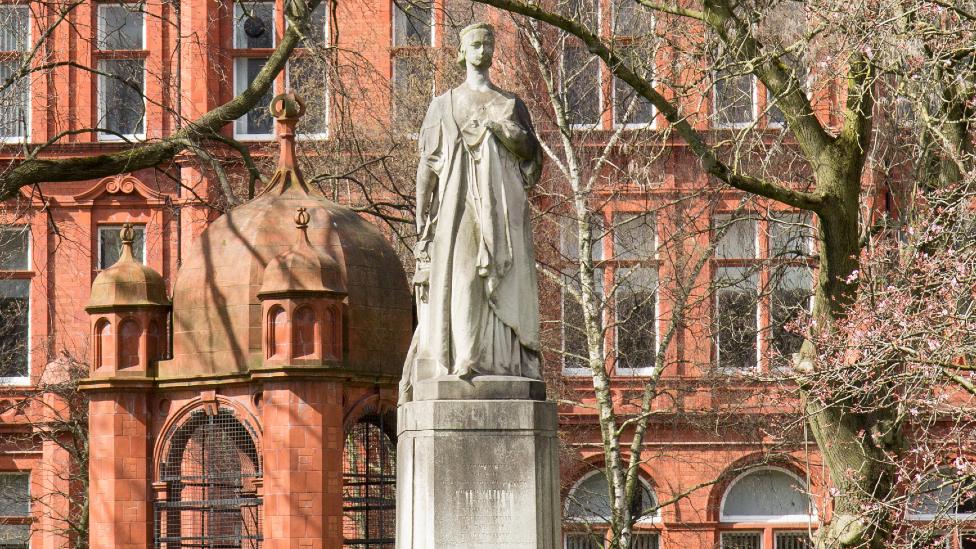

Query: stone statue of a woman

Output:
[402, 22, 543, 401]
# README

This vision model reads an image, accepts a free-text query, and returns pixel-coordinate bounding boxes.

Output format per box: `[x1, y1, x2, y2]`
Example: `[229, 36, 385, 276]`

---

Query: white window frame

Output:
[611, 212, 659, 376]
[390, 0, 435, 47]
[95, 4, 147, 143]
[286, 60, 329, 140]
[564, 470, 662, 525]
[612, 75, 657, 130]
[97, 224, 147, 269]
[0, 225, 30, 385]
[233, 1, 276, 49]
[232, 57, 275, 141]
[711, 71, 758, 130]
[562, 46, 604, 131]
[0, 5, 31, 144]
[713, 214, 760, 372]
[907, 470, 976, 522]
[96, 59, 147, 142]
[96, 3, 147, 51]
[719, 466, 818, 524]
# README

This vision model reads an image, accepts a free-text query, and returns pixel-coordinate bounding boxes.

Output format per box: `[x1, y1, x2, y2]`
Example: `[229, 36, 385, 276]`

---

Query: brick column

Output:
[261, 381, 345, 549]
[88, 391, 151, 549]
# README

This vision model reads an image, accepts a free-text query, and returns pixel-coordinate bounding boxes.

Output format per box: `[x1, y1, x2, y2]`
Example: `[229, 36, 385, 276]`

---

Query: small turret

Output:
[258, 208, 346, 365]
[86, 223, 170, 377]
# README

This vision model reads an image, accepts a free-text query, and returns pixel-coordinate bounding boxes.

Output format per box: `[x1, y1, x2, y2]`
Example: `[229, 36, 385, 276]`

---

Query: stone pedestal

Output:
[396, 378, 561, 549]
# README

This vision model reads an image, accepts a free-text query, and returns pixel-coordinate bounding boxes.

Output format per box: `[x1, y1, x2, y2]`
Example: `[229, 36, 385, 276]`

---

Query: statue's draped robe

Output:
[405, 88, 543, 394]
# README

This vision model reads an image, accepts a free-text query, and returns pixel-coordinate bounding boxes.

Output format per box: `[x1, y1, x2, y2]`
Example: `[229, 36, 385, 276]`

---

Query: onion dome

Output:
[163, 92, 412, 378]
[258, 207, 345, 298]
[86, 223, 169, 312]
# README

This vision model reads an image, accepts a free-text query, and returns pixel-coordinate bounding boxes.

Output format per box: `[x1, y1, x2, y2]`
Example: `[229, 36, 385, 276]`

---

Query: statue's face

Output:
[461, 29, 494, 70]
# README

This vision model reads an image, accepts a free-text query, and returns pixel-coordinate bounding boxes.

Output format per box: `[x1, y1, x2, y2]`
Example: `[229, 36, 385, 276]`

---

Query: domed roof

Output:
[87, 223, 169, 312]
[258, 207, 345, 298]
[162, 93, 412, 379]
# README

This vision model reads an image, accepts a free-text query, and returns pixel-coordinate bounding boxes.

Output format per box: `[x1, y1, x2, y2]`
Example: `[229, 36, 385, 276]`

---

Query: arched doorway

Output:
[342, 414, 396, 548]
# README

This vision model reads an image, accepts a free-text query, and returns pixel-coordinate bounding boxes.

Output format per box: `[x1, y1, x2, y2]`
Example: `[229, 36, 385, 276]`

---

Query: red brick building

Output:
[0, 1, 937, 549]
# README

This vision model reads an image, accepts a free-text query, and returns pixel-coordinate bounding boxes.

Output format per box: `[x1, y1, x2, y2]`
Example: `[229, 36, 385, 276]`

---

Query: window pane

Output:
[613, 212, 655, 259]
[776, 532, 813, 549]
[0, 6, 28, 52]
[0, 61, 29, 138]
[300, 2, 328, 47]
[612, 0, 652, 36]
[770, 213, 812, 259]
[632, 534, 659, 549]
[100, 59, 145, 137]
[614, 77, 654, 127]
[100, 226, 146, 269]
[962, 532, 976, 549]
[392, 55, 433, 132]
[721, 532, 761, 549]
[234, 57, 273, 136]
[562, 216, 605, 261]
[0, 280, 28, 379]
[0, 523, 28, 548]
[288, 56, 328, 136]
[563, 47, 600, 127]
[392, 0, 432, 46]
[0, 474, 28, 516]
[234, 1, 274, 49]
[98, 4, 144, 50]
[565, 533, 603, 549]
[558, 0, 598, 31]
[767, 57, 807, 127]
[566, 473, 656, 521]
[0, 228, 29, 271]
[723, 469, 812, 519]
[562, 271, 603, 373]
[714, 71, 755, 127]
[716, 267, 757, 370]
[716, 215, 756, 259]
[771, 266, 812, 364]
[616, 267, 657, 373]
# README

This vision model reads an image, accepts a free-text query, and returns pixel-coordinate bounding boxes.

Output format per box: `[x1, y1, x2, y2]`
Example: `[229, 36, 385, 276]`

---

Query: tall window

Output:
[155, 408, 262, 549]
[564, 471, 660, 548]
[234, 1, 275, 139]
[97, 3, 146, 140]
[712, 47, 756, 128]
[612, 212, 657, 375]
[767, 56, 808, 128]
[562, 44, 601, 127]
[98, 224, 145, 269]
[0, 5, 29, 141]
[390, 0, 433, 132]
[0, 473, 30, 549]
[719, 468, 816, 548]
[561, 217, 604, 375]
[288, 2, 329, 137]
[714, 214, 758, 370]
[0, 227, 29, 383]
[342, 414, 396, 548]
[767, 213, 813, 366]
[611, 0, 654, 128]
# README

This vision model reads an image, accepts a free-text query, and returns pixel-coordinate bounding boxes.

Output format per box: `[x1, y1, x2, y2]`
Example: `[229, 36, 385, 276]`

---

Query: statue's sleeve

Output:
[416, 99, 444, 239]
[514, 98, 543, 189]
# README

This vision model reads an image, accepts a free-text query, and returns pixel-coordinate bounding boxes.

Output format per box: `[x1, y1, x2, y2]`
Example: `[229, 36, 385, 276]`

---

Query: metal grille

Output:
[721, 531, 762, 549]
[632, 533, 660, 549]
[565, 533, 603, 549]
[342, 414, 396, 548]
[775, 531, 813, 549]
[154, 408, 262, 549]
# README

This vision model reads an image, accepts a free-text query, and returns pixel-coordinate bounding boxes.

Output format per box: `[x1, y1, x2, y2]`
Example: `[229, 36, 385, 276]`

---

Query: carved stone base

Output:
[413, 375, 546, 401]
[396, 398, 561, 549]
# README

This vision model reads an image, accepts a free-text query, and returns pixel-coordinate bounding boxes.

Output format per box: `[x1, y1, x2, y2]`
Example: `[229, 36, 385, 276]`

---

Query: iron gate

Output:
[154, 408, 262, 549]
[342, 414, 396, 548]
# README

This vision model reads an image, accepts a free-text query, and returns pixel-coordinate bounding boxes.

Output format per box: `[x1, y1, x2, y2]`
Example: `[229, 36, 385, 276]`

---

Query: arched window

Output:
[564, 471, 660, 549]
[95, 319, 113, 369]
[293, 306, 317, 358]
[907, 469, 976, 548]
[342, 414, 396, 547]
[118, 318, 140, 369]
[155, 408, 262, 549]
[268, 307, 287, 358]
[719, 467, 816, 549]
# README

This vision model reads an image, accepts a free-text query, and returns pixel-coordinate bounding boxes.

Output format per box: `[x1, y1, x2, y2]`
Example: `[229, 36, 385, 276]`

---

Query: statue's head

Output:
[456, 22, 495, 69]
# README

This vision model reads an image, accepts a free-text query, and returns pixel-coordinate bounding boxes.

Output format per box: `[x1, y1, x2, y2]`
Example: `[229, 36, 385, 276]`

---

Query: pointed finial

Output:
[118, 223, 136, 263]
[269, 91, 306, 171]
